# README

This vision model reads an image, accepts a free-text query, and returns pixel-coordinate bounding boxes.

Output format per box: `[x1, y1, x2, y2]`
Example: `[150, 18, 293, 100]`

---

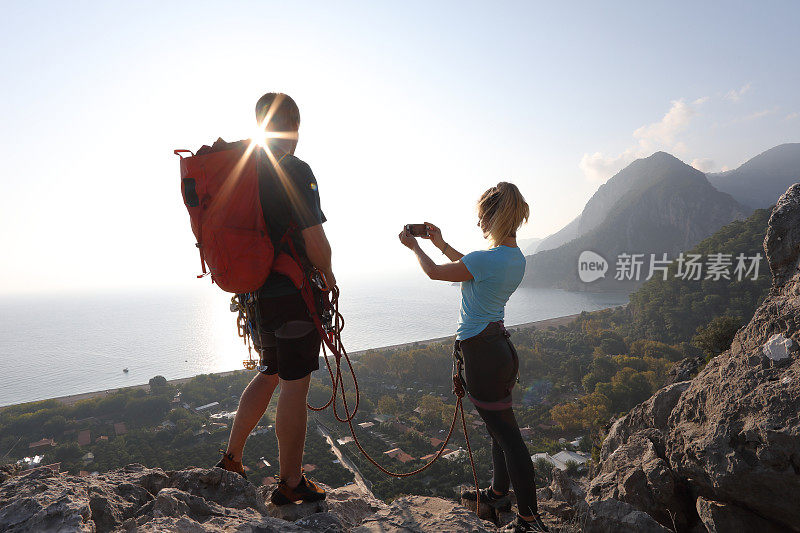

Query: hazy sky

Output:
[1, 1, 798, 295]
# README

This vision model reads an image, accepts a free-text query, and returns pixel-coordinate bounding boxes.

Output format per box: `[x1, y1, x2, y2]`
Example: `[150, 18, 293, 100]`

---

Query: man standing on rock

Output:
[216, 92, 333, 506]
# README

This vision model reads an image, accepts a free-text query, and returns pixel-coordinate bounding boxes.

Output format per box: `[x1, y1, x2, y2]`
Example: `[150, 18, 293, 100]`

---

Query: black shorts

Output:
[246, 291, 321, 381]
[455, 321, 519, 410]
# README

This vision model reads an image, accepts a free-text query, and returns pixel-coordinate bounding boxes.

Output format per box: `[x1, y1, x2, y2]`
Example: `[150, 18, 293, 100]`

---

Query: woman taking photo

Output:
[398, 182, 547, 533]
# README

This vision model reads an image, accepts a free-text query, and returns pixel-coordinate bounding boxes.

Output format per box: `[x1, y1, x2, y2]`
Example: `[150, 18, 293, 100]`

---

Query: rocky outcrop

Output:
[664, 357, 704, 385]
[0, 463, 389, 532]
[2, 463, 566, 532]
[573, 183, 800, 532]
[355, 495, 492, 533]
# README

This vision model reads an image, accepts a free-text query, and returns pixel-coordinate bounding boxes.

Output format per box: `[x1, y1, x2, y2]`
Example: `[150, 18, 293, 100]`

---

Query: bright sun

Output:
[251, 127, 269, 148]
[251, 128, 298, 149]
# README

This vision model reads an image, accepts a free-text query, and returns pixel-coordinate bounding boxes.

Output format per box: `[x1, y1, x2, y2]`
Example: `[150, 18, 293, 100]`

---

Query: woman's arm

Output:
[399, 230, 473, 282]
[422, 222, 463, 261]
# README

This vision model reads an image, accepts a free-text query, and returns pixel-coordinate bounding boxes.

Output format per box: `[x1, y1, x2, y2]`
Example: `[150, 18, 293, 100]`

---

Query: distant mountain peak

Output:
[708, 142, 800, 208]
[533, 151, 709, 254]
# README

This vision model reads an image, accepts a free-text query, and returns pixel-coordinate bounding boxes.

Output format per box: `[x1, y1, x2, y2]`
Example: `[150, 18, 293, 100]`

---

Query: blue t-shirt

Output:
[456, 246, 526, 340]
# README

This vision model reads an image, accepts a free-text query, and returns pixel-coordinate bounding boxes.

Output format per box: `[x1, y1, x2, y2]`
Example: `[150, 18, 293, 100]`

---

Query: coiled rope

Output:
[233, 247, 480, 510]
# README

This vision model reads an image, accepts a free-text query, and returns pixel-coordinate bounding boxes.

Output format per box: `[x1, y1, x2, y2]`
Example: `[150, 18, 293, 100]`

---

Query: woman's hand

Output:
[398, 229, 419, 250]
[422, 222, 446, 251]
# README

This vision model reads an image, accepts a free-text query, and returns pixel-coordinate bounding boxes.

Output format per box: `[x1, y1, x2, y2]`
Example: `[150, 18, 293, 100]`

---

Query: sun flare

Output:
[251, 124, 299, 148]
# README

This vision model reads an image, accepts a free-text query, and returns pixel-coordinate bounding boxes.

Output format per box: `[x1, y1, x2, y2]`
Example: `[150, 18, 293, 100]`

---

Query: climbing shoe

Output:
[462, 487, 512, 511]
[270, 474, 326, 505]
[215, 450, 247, 479]
[502, 513, 549, 532]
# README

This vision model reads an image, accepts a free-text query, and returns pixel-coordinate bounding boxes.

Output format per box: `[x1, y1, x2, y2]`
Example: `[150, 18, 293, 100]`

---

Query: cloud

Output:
[744, 108, 776, 120]
[580, 98, 705, 181]
[725, 83, 751, 102]
[690, 158, 715, 173]
[785, 112, 799, 121]
[633, 100, 696, 146]
[579, 149, 638, 182]
[726, 107, 780, 124]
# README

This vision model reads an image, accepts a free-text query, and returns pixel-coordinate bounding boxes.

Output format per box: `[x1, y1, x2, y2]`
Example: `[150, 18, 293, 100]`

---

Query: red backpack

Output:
[174, 139, 304, 293]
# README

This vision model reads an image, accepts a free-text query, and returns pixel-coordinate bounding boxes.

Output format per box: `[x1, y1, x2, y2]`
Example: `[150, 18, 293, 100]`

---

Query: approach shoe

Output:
[502, 513, 549, 532]
[215, 450, 247, 479]
[270, 474, 326, 505]
[461, 486, 512, 511]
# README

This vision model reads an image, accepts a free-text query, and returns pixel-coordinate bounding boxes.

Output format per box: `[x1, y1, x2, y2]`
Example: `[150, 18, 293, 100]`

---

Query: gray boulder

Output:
[695, 496, 787, 533]
[667, 183, 800, 531]
[584, 498, 673, 533]
[582, 182, 800, 533]
[0, 466, 94, 533]
[589, 432, 690, 531]
[353, 495, 493, 533]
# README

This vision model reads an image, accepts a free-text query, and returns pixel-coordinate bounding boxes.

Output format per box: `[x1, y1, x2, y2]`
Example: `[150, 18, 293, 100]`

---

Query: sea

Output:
[0, 276, 628, 407]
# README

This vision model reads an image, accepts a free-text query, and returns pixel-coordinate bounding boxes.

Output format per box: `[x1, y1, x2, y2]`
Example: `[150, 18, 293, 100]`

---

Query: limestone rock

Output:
[589, 433, 689, 531]
[695, 496, 787, 533]
[665, 357, 704, 385]
[168, 467, 269, 515]
[600, 381, 690, 463]
[549, 468, 587, 508]
[353, 495, 493, 533]
[584, 498, 673, 533]
[583, 183, 800, 533]
[323, 483, 387, 529]
[0, 467, 93, 532]
[763, 182, 800, 288]
[666, 185, 800, 531]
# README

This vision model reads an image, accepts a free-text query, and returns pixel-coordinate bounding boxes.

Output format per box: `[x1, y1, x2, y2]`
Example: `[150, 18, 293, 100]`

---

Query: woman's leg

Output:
[485, 426, 511, 494]
[476, 405, 539, 518]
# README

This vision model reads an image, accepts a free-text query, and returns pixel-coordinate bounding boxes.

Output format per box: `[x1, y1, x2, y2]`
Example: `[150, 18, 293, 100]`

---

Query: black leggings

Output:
[476, 405, 538, 516]
[457, 322, 538, 516]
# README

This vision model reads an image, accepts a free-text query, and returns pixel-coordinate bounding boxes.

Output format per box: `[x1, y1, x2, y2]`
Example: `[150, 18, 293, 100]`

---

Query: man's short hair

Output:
[255, 93, 300, 131]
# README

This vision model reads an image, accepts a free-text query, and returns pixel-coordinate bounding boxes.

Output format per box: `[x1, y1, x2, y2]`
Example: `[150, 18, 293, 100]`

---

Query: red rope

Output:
[277, 233, 480, 511]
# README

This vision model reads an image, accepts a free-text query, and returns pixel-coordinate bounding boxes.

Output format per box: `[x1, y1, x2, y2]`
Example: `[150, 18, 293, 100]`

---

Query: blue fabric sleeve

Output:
[461, 250, 491, 282]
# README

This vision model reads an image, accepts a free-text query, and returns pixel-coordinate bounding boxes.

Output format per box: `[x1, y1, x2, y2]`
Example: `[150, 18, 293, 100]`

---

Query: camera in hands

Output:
[404, 223, 429, 237]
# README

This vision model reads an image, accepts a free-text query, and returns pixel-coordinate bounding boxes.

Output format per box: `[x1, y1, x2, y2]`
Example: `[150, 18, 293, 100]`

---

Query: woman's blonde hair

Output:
[477, 182, 530, 246]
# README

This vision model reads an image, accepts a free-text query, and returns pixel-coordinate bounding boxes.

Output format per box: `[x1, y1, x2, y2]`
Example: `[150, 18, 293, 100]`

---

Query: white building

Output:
[531, 450, 590, 471]
[443, 449, 466, 461]
[196, 401, 220, 412]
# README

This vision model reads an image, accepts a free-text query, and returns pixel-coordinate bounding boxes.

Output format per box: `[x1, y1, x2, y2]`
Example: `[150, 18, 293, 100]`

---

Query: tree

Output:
[361, 352, 388, 376]
[378, 395, 399, 416]
[693, 315, 742, 360]
[149, 375, 168, 389]
[534, 457, 554, 486]
[550, 402, 583, 432]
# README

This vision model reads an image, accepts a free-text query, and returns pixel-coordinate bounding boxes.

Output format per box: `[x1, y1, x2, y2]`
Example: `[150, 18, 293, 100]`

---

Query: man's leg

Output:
[276, 373, 311, 488]
[225, 372, 279, 462]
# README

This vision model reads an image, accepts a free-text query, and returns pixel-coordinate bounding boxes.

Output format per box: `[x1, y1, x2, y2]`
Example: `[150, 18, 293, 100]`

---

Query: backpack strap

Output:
[271, 252, 305, 289]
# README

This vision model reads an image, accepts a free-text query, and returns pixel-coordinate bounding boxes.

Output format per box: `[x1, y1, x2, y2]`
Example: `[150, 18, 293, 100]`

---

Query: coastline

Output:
[1, 311, 594, 411]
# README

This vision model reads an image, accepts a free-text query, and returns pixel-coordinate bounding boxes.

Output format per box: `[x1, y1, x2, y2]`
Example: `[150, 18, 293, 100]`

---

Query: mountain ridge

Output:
[707, 142, 800, 209]
[525, 152, 747, 290]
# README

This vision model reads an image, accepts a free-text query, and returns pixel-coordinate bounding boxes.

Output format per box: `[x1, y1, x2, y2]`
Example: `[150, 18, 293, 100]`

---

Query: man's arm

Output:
[302, 223, 336, 287]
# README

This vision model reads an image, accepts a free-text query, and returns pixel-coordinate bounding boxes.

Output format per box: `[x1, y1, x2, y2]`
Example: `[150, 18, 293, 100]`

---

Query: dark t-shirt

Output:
[257, 150, 326, 297]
